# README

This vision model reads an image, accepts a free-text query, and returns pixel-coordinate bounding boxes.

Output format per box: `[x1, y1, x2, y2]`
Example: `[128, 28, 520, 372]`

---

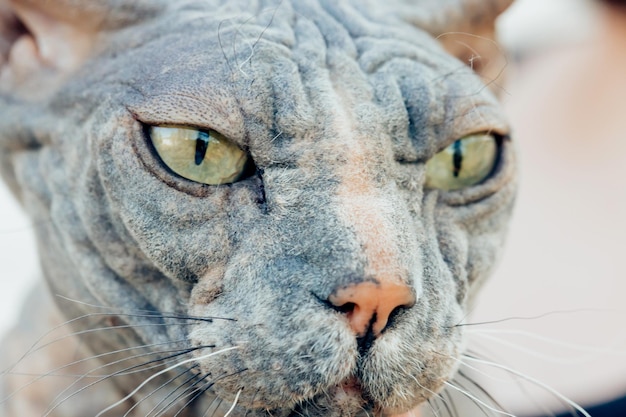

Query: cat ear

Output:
[433, 0, 513, 82]
[0, 0, 163, 91]
[395, 0, 514, 82]
[408, 0, 514, 39]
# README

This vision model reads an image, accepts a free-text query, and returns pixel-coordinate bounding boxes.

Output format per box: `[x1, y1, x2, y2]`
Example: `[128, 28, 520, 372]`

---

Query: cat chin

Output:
[198, 345, 455, 416]
[294, 377, 370, 417]
[319, 377, 424, 417]
[207, 378, 413, 417]
[240, 376, 425, 417]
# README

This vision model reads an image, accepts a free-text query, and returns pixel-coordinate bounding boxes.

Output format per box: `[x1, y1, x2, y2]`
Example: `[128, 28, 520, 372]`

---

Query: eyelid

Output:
[128, 94, 247, 142]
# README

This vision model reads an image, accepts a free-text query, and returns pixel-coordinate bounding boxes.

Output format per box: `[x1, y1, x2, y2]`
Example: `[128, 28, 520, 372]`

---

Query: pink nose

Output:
[328, 281, 416, 337]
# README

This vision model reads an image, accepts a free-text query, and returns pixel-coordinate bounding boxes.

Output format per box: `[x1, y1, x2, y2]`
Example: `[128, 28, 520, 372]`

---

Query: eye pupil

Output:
[424, 133, 499, 191]
[150, 125, 251, 186]
[452, 140, 463, 178]
[194, 131, 210, 166]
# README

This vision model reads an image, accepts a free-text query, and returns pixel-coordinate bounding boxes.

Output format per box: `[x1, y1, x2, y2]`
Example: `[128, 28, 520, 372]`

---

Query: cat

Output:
[0, 0, 518, 416]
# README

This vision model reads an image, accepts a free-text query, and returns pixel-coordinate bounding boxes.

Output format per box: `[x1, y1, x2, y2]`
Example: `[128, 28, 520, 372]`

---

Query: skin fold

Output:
[0, 1, 515, 416]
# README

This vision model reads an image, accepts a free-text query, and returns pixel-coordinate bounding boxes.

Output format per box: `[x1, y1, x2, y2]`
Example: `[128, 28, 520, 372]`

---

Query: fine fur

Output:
[0, 1, 516, 416]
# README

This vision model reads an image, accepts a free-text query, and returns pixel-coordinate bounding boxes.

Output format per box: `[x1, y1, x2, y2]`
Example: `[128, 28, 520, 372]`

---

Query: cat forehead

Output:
[113, 1, 505, 158]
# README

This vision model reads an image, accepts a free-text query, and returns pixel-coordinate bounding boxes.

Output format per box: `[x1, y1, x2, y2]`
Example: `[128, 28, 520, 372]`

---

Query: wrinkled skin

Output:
[0, 0, 516, 416]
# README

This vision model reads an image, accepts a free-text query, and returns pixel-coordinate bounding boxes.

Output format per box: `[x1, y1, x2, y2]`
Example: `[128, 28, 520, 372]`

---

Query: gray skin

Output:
[0, 0, 516, 416]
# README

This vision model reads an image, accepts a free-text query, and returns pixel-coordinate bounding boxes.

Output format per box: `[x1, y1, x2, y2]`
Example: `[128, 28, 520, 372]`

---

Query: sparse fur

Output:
[0, 1, 516, 416]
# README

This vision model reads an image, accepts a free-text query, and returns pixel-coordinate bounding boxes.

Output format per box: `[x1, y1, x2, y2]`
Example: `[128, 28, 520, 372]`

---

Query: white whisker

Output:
[461, 355, 591, 417]
[223, 389, 242, 417]
[154, 373, 213, 417]
[2, 339, 190, 408]
[202, 397, 224, 417]
[469, 328, 626, 358]
[42, 346, 204, 417]
[123, 367, 195, 417]
[94, 346, 239, 417]
[443, 381, 516, 417]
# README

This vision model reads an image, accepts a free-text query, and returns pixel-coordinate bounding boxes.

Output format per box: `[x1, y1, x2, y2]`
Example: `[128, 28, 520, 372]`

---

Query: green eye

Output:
[149, 126, 249, 185]
[425, 133, 498, 191]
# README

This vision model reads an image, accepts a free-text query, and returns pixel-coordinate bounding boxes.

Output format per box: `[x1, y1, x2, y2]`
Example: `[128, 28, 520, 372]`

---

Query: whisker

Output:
[94, 346, 239, 417]
[436, 390, 457, 417]
[403, 370, 442, 400]
[358, 405, 373, 417]
[5, 338, 190, 378]
[167, 368, 247, 417]
[468, 328, 626, 359]
[426, 397, 442, 417]
[153, 371, 211, 417]
[456, 369, 507, 412]
[173, 368, 249, 417]
[55, 295, 236, 322]
[43, 345, 210, 417]
[55, 294, 237, 322]
[1, 338, 193, 406]
[447, 377, 492, 417]
[243, 388, 260, 417]
[7, 317, 200, 369]
[2, 312, 112, 375]
[457, 352, 570, 417]
[451, 309, 615, 328]
[206, 398, 224, 417]
[443, 381, 515, 417]
[441, 389, 459, 417]
[461, 355, 591, 417]
[122, 366, 196, 417]
[170, 377, 213, 417]
[452, 370, 508, 417]
[223, 389, 243, 417]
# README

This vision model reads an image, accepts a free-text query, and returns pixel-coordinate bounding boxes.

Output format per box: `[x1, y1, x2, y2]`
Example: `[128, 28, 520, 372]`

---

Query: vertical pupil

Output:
[452, 140, 463, 178]
[195, 131, 210, 166]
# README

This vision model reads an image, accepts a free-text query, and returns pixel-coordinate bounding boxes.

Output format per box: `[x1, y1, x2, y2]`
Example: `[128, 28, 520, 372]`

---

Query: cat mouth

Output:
[333, 376, 367, 404]
[287, 376, 371, 417]
[288, 376, 420, 417]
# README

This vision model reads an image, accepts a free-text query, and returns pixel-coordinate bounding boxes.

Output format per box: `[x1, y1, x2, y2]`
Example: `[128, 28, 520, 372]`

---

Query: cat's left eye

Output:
[149, 126, 249, 185]
[425, 133, 499, 191]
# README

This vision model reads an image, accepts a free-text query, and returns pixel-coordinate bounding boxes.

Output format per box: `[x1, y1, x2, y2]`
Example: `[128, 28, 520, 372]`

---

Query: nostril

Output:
[327, 281, 415, 337]
[334, 302, 356, 315]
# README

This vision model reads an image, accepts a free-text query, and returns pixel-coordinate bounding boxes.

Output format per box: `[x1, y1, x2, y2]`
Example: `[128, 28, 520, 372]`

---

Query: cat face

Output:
[0, 1, 516, 416]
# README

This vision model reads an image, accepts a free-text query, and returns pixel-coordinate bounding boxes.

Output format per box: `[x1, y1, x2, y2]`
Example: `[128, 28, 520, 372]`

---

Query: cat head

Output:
[0, 0, 515, 416]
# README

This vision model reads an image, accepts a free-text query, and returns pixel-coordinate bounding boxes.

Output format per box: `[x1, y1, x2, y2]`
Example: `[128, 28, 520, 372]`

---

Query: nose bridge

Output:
[327, 121, 421, 335]
[337, 187, 413, 285]
[328, 186, 419, 337]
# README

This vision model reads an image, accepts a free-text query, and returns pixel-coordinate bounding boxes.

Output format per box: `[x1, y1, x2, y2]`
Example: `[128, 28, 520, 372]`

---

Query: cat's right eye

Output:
[149, 125, 249, 185]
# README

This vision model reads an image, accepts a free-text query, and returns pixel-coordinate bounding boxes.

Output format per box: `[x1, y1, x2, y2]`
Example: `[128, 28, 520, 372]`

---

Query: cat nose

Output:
[327, 281, 416, 337]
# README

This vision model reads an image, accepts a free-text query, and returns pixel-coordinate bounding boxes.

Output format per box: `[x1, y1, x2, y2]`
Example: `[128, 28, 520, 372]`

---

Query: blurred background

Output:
[470, 0, 626, 415]
[1, 0, 624, 415]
